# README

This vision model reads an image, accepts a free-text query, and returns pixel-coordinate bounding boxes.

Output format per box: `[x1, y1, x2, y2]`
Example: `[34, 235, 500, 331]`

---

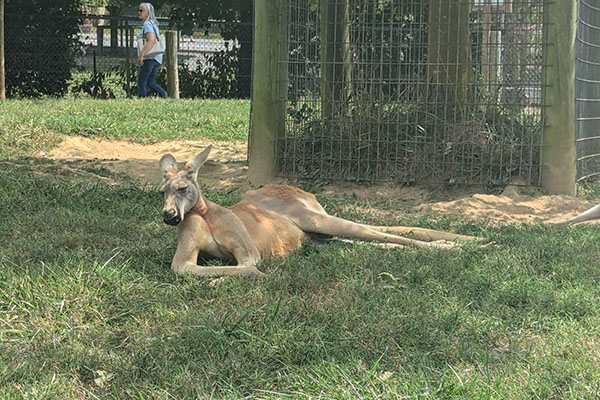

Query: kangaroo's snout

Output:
[162, 209, 181, 226]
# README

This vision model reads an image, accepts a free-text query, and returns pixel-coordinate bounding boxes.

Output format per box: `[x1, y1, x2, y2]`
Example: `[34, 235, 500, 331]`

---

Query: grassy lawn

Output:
[0, 98, 250, 159]
[2, 99, 600, 398]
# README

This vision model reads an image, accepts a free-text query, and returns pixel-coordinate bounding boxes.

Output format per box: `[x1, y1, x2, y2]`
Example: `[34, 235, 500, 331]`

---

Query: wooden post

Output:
[110, 16, 118, 55]
[541, 0, 577, 195]
[165, 31, 179, 99]
[98, 26, 104, 53]
[249, 0, 288, 185]
[0, 0, 5, 100]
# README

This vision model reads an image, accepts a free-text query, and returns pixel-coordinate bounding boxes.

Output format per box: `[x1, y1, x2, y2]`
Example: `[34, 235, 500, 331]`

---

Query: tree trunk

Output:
[480, 0, 492, 93]
[426, 0, 474, 107]
[320, 0, 352, 119]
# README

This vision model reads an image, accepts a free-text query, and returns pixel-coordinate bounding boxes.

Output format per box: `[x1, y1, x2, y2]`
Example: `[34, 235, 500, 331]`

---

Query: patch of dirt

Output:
[417, 185, 597, 224]
[319, 182, 598, 224]
[49, 136, 250, 191]
[46, 136, 598, 224]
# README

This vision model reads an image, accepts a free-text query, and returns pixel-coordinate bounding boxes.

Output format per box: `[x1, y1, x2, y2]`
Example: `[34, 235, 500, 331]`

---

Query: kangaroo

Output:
[558, 203, 600, 224]
[159, 146, 478, 277]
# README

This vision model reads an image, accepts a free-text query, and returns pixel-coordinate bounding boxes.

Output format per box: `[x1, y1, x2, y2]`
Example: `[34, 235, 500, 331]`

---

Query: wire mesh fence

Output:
[4, 13, 81, 97]
[275, 0, 547, 185]
[4, 12, 252, 99]
[576, 0, 600, 182]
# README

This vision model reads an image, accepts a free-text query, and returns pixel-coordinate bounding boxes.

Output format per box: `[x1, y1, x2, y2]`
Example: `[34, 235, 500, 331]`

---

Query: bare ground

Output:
[45, 136, 598, 225]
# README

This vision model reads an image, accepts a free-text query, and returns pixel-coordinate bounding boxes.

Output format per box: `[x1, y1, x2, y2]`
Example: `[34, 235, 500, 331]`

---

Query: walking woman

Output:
[136, 2, 167, 98]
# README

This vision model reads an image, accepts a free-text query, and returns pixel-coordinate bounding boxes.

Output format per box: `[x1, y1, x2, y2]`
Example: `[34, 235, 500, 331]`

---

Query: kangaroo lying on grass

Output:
[159, 146, 478, 277]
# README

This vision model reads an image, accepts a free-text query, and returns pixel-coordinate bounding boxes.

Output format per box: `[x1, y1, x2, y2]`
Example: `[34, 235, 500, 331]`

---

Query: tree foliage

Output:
[5, 0, 83, 97]
[167, 0, 253, 98]
[80, 0, 253, 97]
[167, 0, 250, 22]
[81, 0, 248, 20]
[4, 0, 252, 98]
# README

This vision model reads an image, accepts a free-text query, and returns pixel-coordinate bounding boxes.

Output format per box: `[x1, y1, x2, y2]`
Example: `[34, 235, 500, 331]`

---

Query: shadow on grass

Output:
[2, 164, 600, 398]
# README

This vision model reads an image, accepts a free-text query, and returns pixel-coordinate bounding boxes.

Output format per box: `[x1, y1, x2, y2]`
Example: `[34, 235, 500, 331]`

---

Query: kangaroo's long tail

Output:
[558, 203, 600, 224]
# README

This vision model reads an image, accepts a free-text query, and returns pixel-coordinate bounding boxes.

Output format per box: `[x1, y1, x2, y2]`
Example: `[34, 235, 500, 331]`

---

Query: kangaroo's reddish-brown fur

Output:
[159, 146, 477, 277]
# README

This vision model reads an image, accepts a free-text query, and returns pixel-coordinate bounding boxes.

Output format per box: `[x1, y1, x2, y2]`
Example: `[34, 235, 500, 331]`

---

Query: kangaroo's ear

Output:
[159, 154, 178, 179]
[185, 145, 212, 180]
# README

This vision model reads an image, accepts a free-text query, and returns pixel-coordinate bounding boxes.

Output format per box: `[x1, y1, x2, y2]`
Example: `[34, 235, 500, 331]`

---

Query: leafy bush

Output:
[70, 71, 117, 99]
[4, 0, 83, 98]
[97, 46, 244, 99]
[156, 47, 243, 99]
[279, 100, 540, 185]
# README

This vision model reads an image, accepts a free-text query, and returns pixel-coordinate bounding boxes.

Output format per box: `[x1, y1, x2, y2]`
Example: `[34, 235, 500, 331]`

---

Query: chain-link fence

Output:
[576, 0, 600, 182]
[4, 12, 252, 99]
[274, 0, 546, 185]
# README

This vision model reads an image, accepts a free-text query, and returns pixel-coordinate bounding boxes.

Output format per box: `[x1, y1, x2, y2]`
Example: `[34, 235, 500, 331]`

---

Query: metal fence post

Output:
[542, 0, 577, 195]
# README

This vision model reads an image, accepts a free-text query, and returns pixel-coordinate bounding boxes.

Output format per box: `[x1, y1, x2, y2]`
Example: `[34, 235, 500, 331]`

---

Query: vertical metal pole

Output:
[541, 0, 577, 195]
[0, 0, 5, 100]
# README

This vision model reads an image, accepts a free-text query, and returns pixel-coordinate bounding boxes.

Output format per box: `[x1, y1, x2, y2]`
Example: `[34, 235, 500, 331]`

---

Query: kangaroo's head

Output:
[158, 145, 212, 226]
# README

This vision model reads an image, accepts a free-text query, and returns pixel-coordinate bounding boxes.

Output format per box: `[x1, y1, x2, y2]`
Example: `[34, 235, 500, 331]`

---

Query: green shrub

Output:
[5, 0, 83, 98]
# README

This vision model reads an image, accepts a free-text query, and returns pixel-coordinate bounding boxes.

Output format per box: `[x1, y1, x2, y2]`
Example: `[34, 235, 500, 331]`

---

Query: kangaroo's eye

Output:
[177, 187, 188, 192]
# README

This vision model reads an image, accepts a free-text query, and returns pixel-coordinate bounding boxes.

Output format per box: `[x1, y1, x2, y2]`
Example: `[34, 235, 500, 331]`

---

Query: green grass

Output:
[2, 161, 600, 399]
[2, 98, 600, 398]
[0, 98, 250, 159]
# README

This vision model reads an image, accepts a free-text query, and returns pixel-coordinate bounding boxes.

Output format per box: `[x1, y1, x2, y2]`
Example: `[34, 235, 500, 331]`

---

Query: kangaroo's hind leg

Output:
[368, 226, 479, 242]
[290, 211, 460, 249]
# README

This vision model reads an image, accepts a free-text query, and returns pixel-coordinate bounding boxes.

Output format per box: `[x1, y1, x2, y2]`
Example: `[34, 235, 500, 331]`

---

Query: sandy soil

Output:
[46, 136, 598, 225]
[49, 136, 250, 191]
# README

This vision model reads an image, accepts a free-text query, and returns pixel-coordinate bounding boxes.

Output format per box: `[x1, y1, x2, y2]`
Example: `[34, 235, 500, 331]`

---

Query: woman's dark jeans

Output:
[138, 59, 167, 98]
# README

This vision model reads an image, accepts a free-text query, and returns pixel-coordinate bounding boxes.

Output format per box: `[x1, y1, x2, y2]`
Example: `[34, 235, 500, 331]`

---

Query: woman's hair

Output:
[139, 3, 158, 26]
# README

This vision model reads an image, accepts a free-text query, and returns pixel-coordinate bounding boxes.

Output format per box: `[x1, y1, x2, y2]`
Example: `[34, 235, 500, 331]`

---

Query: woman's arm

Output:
[137, 29, 156, 65]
